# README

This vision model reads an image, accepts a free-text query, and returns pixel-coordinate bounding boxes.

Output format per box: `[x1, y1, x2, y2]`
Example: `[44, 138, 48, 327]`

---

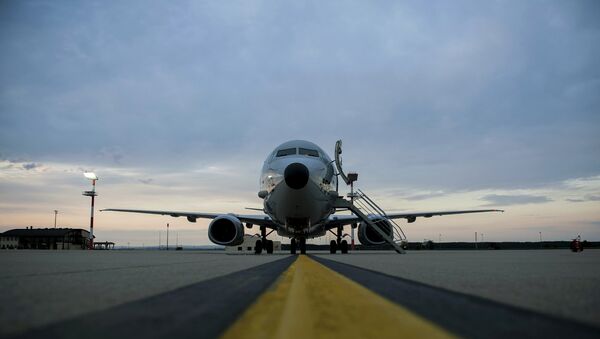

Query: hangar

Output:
[0, 227, 92, 250]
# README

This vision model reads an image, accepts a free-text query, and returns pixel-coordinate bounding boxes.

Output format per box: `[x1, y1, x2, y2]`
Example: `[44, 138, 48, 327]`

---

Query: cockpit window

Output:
[299, 148, 319, 157]
[276, 148, 296, 157]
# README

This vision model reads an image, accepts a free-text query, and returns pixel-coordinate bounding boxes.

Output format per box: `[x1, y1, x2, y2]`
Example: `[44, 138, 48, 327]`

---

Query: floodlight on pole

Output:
[82, 172, 98, 250]
[84, 172, 98, 180]
[54, 210, 58, 228]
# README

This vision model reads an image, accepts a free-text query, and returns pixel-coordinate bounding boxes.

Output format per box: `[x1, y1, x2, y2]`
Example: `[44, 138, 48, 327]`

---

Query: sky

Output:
[1, 0, 599, 246]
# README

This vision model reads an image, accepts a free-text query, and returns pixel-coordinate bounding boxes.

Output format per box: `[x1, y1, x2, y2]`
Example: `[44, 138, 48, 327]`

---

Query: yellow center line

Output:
[221, 255, 457, 339]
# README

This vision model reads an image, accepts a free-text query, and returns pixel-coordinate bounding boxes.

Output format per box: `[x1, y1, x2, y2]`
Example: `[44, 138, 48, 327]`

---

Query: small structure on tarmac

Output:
[94, 241, 115, 250]
[226, 235, 281, 254]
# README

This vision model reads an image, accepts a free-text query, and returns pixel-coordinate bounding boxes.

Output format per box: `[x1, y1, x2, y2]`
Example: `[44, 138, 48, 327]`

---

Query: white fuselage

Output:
[259, 140, 338, 239]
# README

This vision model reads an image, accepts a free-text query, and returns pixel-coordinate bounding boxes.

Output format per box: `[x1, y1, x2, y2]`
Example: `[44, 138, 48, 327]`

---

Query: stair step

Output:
[334, 191, 406, 254]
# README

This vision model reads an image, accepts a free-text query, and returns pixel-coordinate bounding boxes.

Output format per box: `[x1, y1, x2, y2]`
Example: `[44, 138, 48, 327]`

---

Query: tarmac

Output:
[0, 249, 599, 338]
[315, 250, 600, 326]
[0, 250, 283, 336]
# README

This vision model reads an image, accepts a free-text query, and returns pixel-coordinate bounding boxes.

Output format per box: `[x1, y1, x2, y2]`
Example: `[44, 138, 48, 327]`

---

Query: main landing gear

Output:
[329, 240, 348, 254]
[329, 226, 349, 254]
[290, 238, 306, 255]
[255, 226, 274, 255]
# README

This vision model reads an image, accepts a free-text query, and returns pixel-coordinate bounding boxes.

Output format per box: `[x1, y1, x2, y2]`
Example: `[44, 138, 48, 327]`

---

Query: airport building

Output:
[0, 227, 92, 250]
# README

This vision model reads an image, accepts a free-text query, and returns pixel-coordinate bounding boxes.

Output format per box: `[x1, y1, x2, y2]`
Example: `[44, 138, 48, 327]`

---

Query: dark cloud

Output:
[0, 158, 42, 171]
[21, 162, 40, 170]
[481, 194, 552, 206]
[99, 148, 124, 165]
[138, 178, 153, 185]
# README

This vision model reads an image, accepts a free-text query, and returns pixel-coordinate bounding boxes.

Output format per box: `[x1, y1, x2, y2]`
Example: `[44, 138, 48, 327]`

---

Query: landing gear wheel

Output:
[255, 240, 263, 254]
[266, 240, 274, 254]
[340, 240, 348, 254]
[290, 238, 297, 255]
[330, 240, 337, 254]
[300, 238, 307, 254]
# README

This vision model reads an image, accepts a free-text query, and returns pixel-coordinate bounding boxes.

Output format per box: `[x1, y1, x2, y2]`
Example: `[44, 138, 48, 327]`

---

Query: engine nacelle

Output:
[208, 215, 244, 246]
[358, 218, 394, 246]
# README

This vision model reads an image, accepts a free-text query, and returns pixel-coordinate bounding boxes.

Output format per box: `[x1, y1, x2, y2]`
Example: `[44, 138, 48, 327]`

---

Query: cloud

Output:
[480, 194, 552, 206]
[403, 191, 448, 201]
[138, 178, 153, 185]
[0, 159, 48, 177]
[22, 162, 41, 170]
[566, 194, 600, 203]
[0, 1, 598, 191]
[99, 147, 125, 165]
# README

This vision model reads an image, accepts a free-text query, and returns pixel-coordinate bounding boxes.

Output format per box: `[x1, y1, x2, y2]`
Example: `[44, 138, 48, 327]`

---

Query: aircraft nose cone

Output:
[284, 162, 309, 190]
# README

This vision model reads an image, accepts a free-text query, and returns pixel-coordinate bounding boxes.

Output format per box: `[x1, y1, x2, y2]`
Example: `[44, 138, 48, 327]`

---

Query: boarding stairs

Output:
[333, 139, 407, 254]
[335, 189, 407, 254]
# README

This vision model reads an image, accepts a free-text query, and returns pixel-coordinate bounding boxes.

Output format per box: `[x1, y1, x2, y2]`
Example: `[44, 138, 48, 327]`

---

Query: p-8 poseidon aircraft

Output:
[104, 140, 501, 254]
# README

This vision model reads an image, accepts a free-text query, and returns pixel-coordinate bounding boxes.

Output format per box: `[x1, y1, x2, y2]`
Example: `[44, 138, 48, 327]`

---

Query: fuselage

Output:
[259, 140, 338, 238]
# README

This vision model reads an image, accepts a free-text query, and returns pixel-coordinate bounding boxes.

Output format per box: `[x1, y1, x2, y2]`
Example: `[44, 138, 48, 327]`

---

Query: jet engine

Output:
[208, 215, 245, 246]
[358, 218, 394, 246]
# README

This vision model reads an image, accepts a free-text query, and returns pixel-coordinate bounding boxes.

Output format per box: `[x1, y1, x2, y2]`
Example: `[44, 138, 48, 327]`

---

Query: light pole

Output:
[539, 232, 542, 249]
[54, 210, 58, 228]
[83, 172, 98, 250]
[166, 223, 169, 251]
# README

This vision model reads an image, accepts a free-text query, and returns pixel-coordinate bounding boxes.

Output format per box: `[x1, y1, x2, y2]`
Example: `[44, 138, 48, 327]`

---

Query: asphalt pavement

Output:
[1, 249, 598, 338]
[315, 249, 600, 326]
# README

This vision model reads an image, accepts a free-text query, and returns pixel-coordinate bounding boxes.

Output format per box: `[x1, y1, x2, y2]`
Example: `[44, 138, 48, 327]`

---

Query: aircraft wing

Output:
[101, 208, 277, 228]
[325, 209, 503, 228]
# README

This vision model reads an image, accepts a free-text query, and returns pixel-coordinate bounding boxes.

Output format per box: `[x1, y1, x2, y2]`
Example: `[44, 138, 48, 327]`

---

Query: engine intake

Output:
[358, 218, 393, 246]
[208, 215, 244, 246]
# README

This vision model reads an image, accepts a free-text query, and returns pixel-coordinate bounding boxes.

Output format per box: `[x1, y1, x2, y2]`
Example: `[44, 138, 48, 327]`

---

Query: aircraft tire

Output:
[340, 240, 348, 254]
[255, 240, 263, 254]
[266, 240, 274, 254]
[300, 238, 306, 254]
[330, 240, 337, 254]
[290, 238, 297, 255]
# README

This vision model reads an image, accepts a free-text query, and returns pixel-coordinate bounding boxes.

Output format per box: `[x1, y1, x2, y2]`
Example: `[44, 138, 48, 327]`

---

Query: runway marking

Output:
[221, 255, 456, 339]
[312, 255, 600, 339]
[10, 256, 296, 339]
[10, 253, 600, 339]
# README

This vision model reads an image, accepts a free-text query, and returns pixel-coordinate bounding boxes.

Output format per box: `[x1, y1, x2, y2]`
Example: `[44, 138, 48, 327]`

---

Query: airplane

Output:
[103, 140, 502, 254]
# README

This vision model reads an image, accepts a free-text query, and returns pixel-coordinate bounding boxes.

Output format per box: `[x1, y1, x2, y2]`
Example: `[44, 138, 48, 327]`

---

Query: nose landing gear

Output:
[290, 238, 306, 254]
